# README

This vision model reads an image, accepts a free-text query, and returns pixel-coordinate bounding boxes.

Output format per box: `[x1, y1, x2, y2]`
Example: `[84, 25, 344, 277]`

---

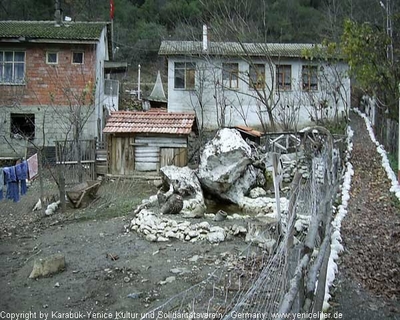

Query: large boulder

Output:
[160, 166, 206, 218]
[197, 129, 256, 204]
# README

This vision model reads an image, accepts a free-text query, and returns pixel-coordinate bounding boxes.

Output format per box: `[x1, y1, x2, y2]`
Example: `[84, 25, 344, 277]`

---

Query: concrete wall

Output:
[167, 57, 350, 131]
[0, 104, 96, 158]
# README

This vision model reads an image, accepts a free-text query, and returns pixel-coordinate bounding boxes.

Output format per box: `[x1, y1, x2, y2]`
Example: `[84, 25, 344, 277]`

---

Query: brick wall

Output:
[0, 43, 96, 107]
[0, 43, 98, 158]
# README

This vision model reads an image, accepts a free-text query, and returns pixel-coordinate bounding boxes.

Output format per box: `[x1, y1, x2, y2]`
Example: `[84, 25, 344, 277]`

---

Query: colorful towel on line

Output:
[27, 154, 38, 180]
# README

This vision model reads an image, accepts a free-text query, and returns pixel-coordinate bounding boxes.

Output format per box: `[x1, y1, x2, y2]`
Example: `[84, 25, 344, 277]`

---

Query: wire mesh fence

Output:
[138, 128, 345, 319]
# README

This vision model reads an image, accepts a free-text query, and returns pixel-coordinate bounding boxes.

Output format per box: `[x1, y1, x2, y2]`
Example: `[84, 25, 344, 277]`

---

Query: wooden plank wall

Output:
[108, 134, 189, 174]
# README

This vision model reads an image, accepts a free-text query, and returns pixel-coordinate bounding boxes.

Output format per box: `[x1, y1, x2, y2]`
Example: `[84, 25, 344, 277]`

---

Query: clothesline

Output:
[0, 153, 38, 203]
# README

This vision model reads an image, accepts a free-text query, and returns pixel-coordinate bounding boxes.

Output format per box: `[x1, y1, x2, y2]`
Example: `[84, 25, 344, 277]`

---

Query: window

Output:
[0, 51, 25, 84]
[276, 65, 292, 91]
[249, 64, 265, 89]
[10, 113, 35, 139]
[222, 63, 239, 89]
[174, 62, 195, 89]
[302, 65, 318, 91]
[46, 52, 58, 64]
[72, 52, 84, 64]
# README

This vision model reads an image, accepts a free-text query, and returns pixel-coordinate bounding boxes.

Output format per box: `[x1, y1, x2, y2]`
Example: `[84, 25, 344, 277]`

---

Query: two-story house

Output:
[0, 20, 114, 159]
[159, 29, 350, 131]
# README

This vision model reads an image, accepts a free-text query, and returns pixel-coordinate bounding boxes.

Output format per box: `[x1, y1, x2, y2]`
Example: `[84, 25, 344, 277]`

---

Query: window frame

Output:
[249, 63, 266, 90]
[276, 64, 292, 91]
[302, 65, 318, 91]
[222, 62, 239, 89]
[0, 50, 26, 85]
[10, 113, 35, 140]
[174, 62, 196, 90]
[46, 52, 58, 64]
[72, 51, 84, 64]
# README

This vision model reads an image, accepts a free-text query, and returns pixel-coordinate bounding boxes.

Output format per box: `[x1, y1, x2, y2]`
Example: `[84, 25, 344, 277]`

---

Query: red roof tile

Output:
[103, 111, 195, 135]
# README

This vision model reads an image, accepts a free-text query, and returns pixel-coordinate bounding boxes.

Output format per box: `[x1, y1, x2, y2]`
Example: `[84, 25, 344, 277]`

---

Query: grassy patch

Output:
[324, 120, 348, 135]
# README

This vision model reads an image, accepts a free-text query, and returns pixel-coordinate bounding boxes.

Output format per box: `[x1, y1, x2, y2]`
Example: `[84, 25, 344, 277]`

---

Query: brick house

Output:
[0, 20, 113, 159]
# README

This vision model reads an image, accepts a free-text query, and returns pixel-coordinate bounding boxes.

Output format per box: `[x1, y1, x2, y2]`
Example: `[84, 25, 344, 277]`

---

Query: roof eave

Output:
[0, 38, 99, 44]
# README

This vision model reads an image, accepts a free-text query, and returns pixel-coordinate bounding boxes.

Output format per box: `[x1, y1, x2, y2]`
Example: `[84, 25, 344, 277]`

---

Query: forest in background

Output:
[0, 0, 398, 65]
[0, 0, 399, 122]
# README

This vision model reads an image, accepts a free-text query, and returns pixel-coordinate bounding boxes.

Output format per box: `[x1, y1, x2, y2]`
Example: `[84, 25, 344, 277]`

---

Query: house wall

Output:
[108, 134, 188, 174]
[95, 27, 109, 141]
[0, 105, 96, 158]
[166, 57, 350, 131]
[0, 39, 107, 158]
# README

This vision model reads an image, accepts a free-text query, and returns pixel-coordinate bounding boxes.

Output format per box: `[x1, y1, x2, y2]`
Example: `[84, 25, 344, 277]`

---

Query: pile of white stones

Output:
[130, 209, 247, 244]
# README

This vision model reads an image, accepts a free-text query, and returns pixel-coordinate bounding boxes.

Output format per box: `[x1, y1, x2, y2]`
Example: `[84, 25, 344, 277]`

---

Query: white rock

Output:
[249, 187, 267, 199]
[198, 221, 210, 230]
[207, 230, 226, 243]
[188, 230, 199, 238]
[157, 236, 169, 242]
[188, 255, 200, 262]
[145, 234, 157, 242]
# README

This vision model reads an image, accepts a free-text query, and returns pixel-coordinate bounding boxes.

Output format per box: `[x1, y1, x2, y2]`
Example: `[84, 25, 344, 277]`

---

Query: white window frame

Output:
[0, 51, 25, 85]
[72, 52, 84, 64]
[46, 52, 58, 64]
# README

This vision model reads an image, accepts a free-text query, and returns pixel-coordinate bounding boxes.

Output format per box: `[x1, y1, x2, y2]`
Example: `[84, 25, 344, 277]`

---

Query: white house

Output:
[158, 31, 350, 131]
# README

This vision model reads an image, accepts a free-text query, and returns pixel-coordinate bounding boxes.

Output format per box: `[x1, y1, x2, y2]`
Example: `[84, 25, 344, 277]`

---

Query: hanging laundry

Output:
[16, 160, 28, 195]
[27, 153, 38, 180]
[3, 166, 19, 202]
[0, 168, 4, 201]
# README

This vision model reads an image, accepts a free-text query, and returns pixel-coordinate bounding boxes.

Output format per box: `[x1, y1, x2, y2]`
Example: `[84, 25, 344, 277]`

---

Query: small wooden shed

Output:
[103, 110, 195, 175]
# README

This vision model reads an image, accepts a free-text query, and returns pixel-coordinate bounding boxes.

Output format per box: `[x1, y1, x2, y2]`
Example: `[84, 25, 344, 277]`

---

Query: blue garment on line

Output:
[16, 161, 28, 195]
[0, 168, 4, 201]
[4, 166, 19, 202]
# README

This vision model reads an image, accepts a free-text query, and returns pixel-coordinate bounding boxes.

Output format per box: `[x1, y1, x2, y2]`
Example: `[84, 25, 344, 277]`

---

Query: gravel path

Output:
[331, 112, 400, 319]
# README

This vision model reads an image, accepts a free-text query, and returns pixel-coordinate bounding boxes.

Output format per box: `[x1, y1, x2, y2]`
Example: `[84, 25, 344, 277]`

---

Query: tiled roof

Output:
[103, 111, 195, 135]
[159, 41, 319, 58]
[0, 21, 108, 41]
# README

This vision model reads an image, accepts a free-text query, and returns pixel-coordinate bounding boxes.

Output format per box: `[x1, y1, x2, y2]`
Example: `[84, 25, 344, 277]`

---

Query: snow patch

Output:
[353, 108, 400, 199]
[323, 125, 354, 311]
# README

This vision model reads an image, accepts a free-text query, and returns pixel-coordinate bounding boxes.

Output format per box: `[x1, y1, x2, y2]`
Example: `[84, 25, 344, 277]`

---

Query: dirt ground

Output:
[0, 176, 251, 317]
[330, 112, 400, 320]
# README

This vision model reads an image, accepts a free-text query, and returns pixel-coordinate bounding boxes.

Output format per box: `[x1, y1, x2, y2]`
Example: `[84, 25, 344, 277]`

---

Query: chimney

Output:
[54, 0, 63, 27]
[202, 24, 208, 52]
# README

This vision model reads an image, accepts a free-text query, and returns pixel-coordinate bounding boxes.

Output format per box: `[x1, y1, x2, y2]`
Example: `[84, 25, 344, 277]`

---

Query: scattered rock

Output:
[188, 255, 200, 262]
[29, 254, 65, 279]
[127, 292, 143, 299]
[170, 268, 190, 275]
[159, 276, 176, 285]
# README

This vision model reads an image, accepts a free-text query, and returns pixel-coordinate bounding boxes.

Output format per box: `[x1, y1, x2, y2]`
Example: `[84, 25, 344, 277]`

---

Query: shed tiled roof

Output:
[103, 111, 195, 135]
[159, 41, 319, 58]
[0, 21, 108, 41]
